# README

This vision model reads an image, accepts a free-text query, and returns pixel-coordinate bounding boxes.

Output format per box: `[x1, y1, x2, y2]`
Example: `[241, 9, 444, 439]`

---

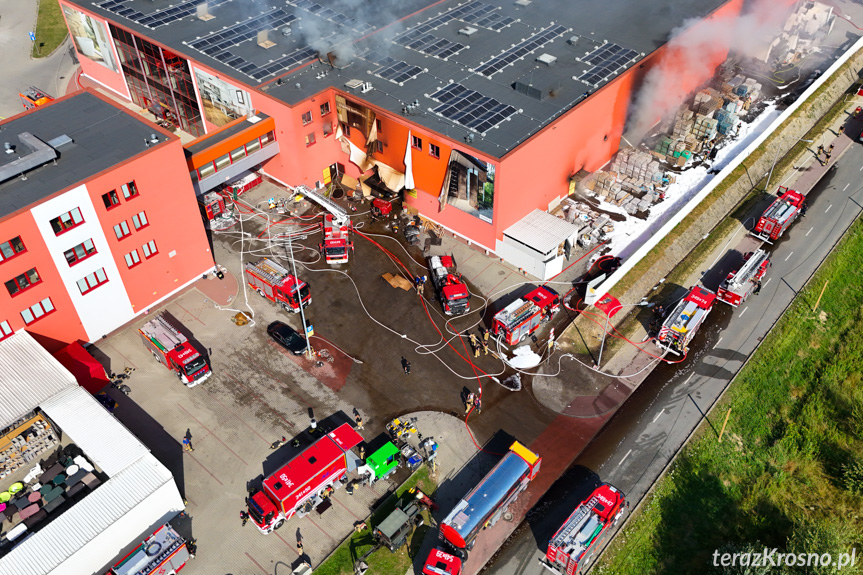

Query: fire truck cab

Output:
[428, 255, 471, 316]
[541, 484, 626, 575]
[655, 286, 716, 357]
[320, 214, 353, 264]
[139, 313, 212, 387]
[492, 287, 559, 346]
[423, 548, 462, 575]
[439, 442, 541, 558]
[751, 186, 804, 243]
[717, 249, 770, 307]
[247, 424, 363, 533]
[108, 524, 191, 575]
[245, 258, 311, 312]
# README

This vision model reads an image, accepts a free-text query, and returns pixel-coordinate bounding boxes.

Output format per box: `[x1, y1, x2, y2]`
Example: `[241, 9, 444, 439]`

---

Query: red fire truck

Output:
[751, 186, 804, 243]
[717, 249, 771, 307]
[656, 286, 716, 357]
[247, 423, 363, 533]
[320, 214, 353, 264]
[541, 484, 626, 575]
[492, 286, 560, 345]
[19, 86, 53, 110]
[245, 258, 311, 312]
[139, 313, 212, 387]
[427, 255, 470, 315]
[439, 442, 541, 558]
[108, 523, 191, 575]
[422, 548, 462, 575]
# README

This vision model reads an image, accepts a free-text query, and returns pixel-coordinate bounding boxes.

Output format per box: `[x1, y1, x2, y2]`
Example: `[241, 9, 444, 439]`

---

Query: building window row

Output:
[0, 320, 12, 341]
[125, 249, 141, 268]
[141, 240, 158, 259]
[21, 297, 54, 325]
[114, 221, 132, 240]
[5, 268, 41, 297]
[0, 236, 26, 264]
[50, 208, 84, 236]
[64, 239, 97, 266]
[101, 181, 140, 210]
[196, 131, 276, 181]
[76, 268, 109, 295]
[132, 211, 149, 230]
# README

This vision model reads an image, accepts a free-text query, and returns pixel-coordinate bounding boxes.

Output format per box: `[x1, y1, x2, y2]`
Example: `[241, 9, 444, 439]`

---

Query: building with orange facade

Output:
[57, 0, 793, 277]
[0, 90, 214, 351]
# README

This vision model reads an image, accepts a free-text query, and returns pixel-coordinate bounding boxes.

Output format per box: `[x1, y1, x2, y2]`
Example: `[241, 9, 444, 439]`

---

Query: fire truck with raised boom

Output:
[139, 313, 211, 387]
[492, 286, 561, 346]
[751, 186, 805, 243]
[295, 184, 354, 265]
[245, 258, 311, 312]
[541, 484, 626, 575]
[717, 249, 771, 307]
[247, 423, 363, 533]
[655, 286, 716, 357]
[438, 441, 541, 559]
[427, 255, 470, 315]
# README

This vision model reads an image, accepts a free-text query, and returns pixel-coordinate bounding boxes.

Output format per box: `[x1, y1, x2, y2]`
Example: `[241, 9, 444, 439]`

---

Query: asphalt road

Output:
[484, 129, 863, 575]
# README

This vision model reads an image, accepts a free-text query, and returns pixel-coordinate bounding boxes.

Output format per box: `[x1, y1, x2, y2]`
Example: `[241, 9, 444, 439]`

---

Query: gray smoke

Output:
[627, 0, 794, 141]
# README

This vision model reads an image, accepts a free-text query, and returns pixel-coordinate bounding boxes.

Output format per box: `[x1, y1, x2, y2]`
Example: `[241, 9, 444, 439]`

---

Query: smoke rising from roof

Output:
[627, 0, 794, 141]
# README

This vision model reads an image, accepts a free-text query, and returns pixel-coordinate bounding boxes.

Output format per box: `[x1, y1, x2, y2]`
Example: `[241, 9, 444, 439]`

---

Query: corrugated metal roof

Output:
[40, 386, 150, 476]
[0, 454, 178, 575]
[503, 209, 580, 256]
[0, 332, 77, 428]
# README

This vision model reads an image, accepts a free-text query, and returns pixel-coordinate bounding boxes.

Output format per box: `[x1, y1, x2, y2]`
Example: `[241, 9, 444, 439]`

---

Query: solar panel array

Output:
[577, 43, 639, 86]
[430, 83, 517, 133]
[184, 9, 316, 81]
[393, 31, 466, 60]
[289, 0, 375, 35]
[95, 0, 235, 29]
[474, 25, 569, 77]
[370, 57, 424, 84]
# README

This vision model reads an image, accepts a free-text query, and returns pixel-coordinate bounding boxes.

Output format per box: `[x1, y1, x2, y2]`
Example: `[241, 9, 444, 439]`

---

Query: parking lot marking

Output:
[845, 183, 850, 191]
[785, 251, 793, 261]
[618, 449, 632, 466]
[178, 404, 249, 465]
[764, 277, 771, 287]
[715, 337, 723, 348]
[274, 531, 299, 553]
[806, 227, 813, 236]
[308, 516, 337, 542]
[245, 552, 269, 575]
[185, 451, 223, 485]
[104, 341, 138, 372]
[175, 302, 206, 326]
[826, 205, 832, 213]
[652, 408, 665, 423]
[740, 307, 748, 317]
[684, 373, 694, 385]
[334, 497, 363, 520]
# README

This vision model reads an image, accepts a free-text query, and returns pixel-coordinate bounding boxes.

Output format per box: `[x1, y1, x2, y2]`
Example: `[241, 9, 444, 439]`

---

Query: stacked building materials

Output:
[672, 109, 695, 138]
[655, 136, 674, 156]
[589, 171, 622, 201]
[611, 148, 663, 191]
[714, 108, 737, 135]
[691, 114, 718, 141]
[693, 88, 723, 116]
[763, 1, 835, 64]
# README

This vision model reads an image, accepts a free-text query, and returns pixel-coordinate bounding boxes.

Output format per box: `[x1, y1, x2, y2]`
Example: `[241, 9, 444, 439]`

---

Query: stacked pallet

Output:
[692, 114, 718, 141]
[655, 136, 674, 156]
[693, 88, 723, 116]
[672, 109, 694, 138]
[611, 148, 663, 185]
[591, 171, 622, 200]
[715, 109, 737, 135]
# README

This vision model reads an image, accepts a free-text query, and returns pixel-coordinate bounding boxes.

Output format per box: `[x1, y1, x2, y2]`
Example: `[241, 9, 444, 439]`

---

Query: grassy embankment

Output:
[32, 0, 67, 58]
[315, 466, 437, 575]
[595, 217, 863, 574]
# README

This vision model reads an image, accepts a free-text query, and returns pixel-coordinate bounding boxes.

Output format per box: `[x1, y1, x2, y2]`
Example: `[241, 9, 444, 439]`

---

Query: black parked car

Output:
[267, 321, 309, 355]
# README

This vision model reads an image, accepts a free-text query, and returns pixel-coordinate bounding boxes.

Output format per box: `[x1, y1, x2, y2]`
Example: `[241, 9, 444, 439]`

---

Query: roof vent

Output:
[0, 133, 58, 185]
[567, 36, 579, 46]
[281, 26, 292, 37]
[459, 26, 478, 37]
[46, 134, 73, 148]
[512, 81, 544, 100]
[4, 143, 14, 155]
[196, 2, 214, 22]
[536, 53, 557, 66]
[345, 79, 364, 90]
[515, 0, 531, 5]
[257, 30, 276, 49]
[360, 81, 373, 93]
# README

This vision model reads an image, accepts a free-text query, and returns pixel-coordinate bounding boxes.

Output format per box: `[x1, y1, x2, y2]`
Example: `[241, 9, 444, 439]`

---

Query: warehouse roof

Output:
[0, 91, 171, 221]
[74, 0, 729, 157]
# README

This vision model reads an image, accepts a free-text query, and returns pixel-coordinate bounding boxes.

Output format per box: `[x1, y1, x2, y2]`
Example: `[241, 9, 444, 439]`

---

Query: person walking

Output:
[464, 392, 475, 415]
[839, 125, 846, 135]
[469, 333, 479, 349]
[801, 200, 809, 217]
[240, 510, 249, 527]
[355, 413, 364, 430]
[401, 357, 411, 375]
[474, 396, 482, 415]
[480, 338, 489, 356]
[817, 144, 825, 155]
[754, 280, 762, 295]
[182, 436, 194, 452]
[828, 143, 835, 152]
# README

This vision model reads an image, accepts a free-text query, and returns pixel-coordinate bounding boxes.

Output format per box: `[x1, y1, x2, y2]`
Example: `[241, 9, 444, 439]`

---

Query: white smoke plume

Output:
[627, 0, 794, 141]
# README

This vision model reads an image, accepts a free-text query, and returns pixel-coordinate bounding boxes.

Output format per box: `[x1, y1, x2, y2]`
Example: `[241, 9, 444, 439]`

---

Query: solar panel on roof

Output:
[430, 83, 516, 133]
[475, 24, 568, 77]
[96, 0, 230, 29]
[577, 43, 638, 85]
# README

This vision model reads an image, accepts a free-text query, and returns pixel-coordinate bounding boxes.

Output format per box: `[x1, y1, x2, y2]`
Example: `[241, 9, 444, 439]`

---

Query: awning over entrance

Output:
[52, 341, 110, 394]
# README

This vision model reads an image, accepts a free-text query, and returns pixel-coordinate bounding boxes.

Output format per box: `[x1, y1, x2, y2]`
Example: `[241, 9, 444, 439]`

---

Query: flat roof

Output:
[75, 0, 729, 157]
[184, 112, 272, 156]
[0, 91, 170, 220]
[503, 209, 579, 255]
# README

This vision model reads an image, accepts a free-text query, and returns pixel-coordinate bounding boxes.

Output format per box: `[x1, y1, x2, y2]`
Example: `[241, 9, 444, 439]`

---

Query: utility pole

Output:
[287, 233, 313, 359]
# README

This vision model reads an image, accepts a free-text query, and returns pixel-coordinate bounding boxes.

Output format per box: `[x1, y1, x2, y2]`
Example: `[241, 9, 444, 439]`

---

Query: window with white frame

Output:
[124, 249, 141, 268]
[64, 239, 96, 266]
[114, 220, 131, 240]
[20, 297, 54, 325]
[142, 240, 158, 258]
[76, 268, 109, 295]
[132, 211, 149, 230]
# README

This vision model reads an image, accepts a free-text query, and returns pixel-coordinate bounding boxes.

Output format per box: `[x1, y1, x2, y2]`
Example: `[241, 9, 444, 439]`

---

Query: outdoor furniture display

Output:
[19, 504, 39, 520]
[27, 492, 41, 503]
[5, 523, 26, 541]
[43, 486, 64, 503]
[65, 483, 84, 498]
[8, 482, 23, 494]
[65, 469, 87, 487]
[30, 482, 41, 492]
[81, 473, 100, 489]
[65, 464, 79, 476]
[38, 463, 63, 484]
[0, 492, 10, 503]
[23, 509, 46, 529]
[39, 484, 51, 495]
[73, 455, 94, 473]
[13, 497, 30, 511]
[42, 494, 64, 514]
[51, 474, 66, 486]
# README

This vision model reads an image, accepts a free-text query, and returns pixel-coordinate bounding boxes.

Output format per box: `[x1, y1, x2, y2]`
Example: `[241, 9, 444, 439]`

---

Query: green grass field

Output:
[314, 466, 437, 575]
[595, 218, 863, 574]
[32, 0, 67, 58]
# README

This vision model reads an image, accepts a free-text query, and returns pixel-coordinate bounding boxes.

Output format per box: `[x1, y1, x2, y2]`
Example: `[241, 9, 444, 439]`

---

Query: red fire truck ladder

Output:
[497, 300, 536, 333]
[248, 258, 291, 285]
[296, 184, 349, 227]
[141, 315, 187, 352]
[548, 495, 600, 558]
[724, 250, 769, 295]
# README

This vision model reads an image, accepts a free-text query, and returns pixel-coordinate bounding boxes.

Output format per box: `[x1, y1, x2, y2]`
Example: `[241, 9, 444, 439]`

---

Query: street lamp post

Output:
[765, 138, 813, 193]
[287, 234, 314, 360]
[595, 299, 653, 371]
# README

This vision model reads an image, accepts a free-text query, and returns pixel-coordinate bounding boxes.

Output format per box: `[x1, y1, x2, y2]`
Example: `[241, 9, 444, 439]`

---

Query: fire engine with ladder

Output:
[139, 313, 212, 387]
[717, 249, 771, 307]
[295, 184, 354, 265]
[427, 255, 471, 315]
[751, 186, 805, 243]
[492, 287, 560, 346]
[19, 87, 53, 110]
[247, 423, 363, 533]
[655, 286, 716, 357]
[244, 258, 311, 312]
[540, 484, 626, 575]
